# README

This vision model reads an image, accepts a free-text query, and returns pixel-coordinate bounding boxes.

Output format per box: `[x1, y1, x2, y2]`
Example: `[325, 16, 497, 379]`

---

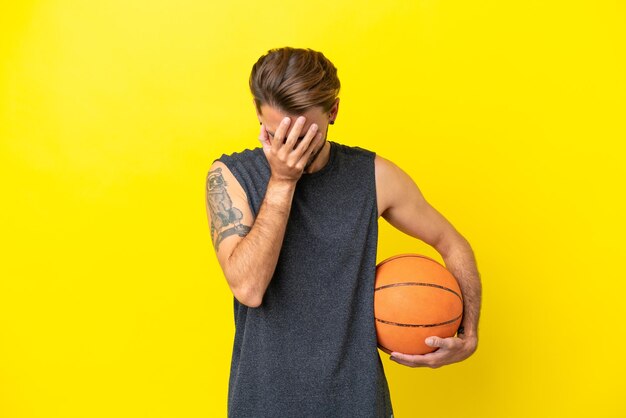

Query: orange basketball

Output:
[374, 254, 463, 355]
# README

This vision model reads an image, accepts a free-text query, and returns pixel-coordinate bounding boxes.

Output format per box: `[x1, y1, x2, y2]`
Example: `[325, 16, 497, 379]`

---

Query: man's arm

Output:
[206, 116, 323, 308]
[375, 155, 482, 368]
[206, 161, 295, 308]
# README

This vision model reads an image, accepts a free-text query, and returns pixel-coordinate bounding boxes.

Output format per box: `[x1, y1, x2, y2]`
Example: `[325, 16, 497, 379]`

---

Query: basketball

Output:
[374, 254, 464, 355]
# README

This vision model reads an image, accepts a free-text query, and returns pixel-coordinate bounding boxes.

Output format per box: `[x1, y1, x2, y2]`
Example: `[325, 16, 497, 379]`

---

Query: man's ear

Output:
[330, 97, 340, 119]
[328, 97, 339, 122]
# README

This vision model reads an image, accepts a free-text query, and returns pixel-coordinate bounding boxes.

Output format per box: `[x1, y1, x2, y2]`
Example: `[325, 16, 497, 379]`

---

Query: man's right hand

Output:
[259, 116, 323, 183]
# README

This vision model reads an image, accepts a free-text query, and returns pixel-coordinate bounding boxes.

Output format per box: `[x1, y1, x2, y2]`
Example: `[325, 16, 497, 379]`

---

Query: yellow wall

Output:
[1, 1, 624, 417]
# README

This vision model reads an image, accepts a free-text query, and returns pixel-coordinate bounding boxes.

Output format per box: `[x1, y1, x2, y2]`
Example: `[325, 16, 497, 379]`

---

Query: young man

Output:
[206, 47, 482, 417]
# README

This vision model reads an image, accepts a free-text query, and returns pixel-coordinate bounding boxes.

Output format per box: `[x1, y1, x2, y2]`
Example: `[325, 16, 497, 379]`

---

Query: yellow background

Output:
[1, 0, 624, 417]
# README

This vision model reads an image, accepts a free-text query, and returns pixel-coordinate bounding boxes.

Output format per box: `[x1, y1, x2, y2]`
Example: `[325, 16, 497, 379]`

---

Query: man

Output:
[206, 47, 481, 417]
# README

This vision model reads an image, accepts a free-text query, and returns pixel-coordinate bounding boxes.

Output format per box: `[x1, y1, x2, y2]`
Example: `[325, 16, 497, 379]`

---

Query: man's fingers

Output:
[284, 116, 306, 150]
[272, 117, 292, 153]
[288, 121, 319, 167]
[390, 338, 462, 369]
[390, 357, 421, 368]
[295, 132, 323, 169]
[258, 124, 271, 150]
[425, 336, 446, 348]
[425, 336, 459, 350]
[391, 350, 448, 369]
[390, 352, 430, 368]
[293, 122, 319, 156]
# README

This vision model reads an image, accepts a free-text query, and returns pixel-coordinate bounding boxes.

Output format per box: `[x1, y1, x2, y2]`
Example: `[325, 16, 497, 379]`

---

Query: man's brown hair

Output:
[249, 47, 340, 116]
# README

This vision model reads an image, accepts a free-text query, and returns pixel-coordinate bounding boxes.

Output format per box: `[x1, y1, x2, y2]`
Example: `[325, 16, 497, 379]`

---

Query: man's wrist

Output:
[268, 176, 298, 190]
[264, 177, 297, 212]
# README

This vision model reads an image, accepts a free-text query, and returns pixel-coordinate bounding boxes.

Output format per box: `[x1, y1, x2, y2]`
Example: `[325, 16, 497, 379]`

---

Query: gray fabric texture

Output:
[217, 141, 393, 417]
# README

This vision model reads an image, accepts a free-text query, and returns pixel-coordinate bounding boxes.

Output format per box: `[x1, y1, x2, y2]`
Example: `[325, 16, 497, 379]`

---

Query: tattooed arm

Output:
[205, 161, 297, 308]
[375, 155, 481, 368]
[206, 116, 324, 308]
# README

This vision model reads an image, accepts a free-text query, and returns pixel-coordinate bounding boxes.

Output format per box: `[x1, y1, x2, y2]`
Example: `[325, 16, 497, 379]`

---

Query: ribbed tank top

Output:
[218, 141, 393, 417]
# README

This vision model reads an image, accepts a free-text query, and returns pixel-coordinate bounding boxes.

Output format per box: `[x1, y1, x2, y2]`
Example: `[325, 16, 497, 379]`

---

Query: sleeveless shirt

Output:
[217, 141, 394, 417]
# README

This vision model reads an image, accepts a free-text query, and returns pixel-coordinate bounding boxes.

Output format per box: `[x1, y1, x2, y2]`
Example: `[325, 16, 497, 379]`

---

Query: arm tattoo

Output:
[206, 167, 251, 251]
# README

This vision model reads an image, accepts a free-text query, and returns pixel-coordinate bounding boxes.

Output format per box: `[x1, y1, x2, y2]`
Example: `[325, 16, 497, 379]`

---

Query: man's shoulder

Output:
[213, 147, 270, 190]
[214, 147, 268, 175]
[216, 146, 265, 164]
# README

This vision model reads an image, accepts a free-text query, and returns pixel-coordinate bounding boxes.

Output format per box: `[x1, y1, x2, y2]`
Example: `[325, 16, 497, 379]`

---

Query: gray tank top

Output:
[218, 141, 393, 417]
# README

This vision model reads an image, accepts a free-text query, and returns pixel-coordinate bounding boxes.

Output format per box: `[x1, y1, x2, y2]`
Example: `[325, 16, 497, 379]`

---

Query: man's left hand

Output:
[389, 334, 478, 368]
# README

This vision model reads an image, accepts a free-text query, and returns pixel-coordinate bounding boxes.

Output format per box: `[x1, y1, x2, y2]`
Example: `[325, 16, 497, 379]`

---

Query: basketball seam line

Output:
[375, 282, 462, 300]
[375, 313, 463, 328]
[377, 254, 440, 268]
[378, 343, 393, 352]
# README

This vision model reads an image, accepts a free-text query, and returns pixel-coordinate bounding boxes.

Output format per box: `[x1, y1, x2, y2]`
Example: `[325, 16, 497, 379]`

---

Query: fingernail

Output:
[283, 117, 290, 124]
